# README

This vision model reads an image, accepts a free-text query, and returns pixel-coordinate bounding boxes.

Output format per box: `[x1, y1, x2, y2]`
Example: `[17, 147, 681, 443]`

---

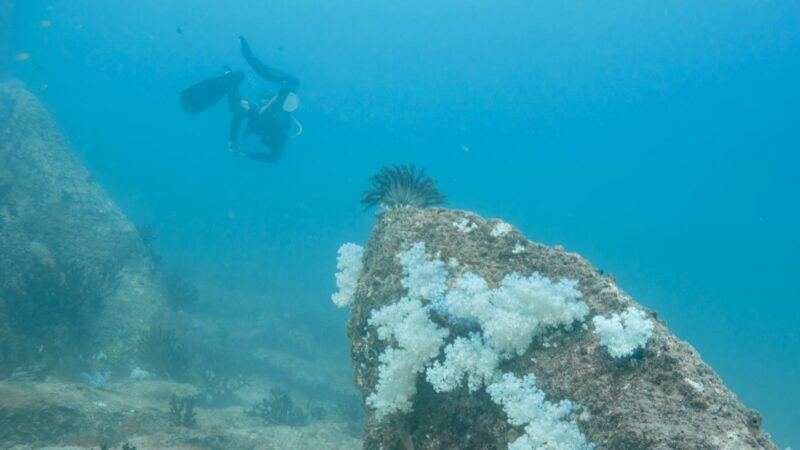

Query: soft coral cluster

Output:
[334, 241, 595, 448]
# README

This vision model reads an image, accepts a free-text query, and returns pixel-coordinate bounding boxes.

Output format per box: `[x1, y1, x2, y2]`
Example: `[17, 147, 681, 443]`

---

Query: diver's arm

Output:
[239, 36, 299, 90]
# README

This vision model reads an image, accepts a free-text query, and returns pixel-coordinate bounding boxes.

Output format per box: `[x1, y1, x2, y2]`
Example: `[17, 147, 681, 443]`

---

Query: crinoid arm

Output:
[361, 164, 447, 211]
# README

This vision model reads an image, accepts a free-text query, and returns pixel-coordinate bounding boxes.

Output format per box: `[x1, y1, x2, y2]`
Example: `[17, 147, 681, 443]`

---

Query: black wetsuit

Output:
[179, 36, 299, 163]
[227, 37, 299, 162]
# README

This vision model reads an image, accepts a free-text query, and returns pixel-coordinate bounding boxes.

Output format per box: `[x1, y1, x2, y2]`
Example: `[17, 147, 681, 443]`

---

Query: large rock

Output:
[343, 208, 777, 450]
[0, 81, 168, 369]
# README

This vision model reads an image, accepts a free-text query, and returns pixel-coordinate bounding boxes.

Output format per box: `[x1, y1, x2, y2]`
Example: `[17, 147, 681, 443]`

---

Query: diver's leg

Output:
[239, 36, 299, 90]
[227, 79, 243, 113]
[180, 70, 244, 115]
[228, 114, 245, 152]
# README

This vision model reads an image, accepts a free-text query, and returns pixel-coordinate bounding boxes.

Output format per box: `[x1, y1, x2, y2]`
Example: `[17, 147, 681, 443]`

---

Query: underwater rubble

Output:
[334, 207, 779, 450]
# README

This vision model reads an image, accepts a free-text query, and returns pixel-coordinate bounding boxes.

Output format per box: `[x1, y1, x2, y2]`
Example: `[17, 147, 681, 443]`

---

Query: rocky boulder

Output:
[336, 207, 777, 450]
[0, 81, 169, 371]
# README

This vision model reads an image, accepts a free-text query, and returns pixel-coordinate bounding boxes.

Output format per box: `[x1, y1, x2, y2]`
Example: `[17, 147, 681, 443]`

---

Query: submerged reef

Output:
[361, 164, 446, 211]
[0, 82, 171, 371]
[333, 207, 778, 450]
[0, 81, 366, 449]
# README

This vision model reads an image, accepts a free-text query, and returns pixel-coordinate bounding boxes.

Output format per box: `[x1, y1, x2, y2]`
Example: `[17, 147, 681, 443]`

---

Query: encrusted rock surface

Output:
[347, 207, 777, 450]
[0, 81, 169, 366]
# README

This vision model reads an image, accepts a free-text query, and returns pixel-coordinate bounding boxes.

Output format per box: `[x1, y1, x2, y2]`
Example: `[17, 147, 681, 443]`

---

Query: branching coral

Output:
[361, 164, 447, 211]
[2, 259, 120, 368]
[201, 369, 249, 407]
[137, 325, 189, 380]
[7, 260, 119, 335]
[168, 395, 198, 428]
[249, 387, 308, 426]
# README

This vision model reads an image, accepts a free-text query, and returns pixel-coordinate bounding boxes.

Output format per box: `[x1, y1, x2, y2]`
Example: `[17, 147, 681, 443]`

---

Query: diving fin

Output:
[179, 71, 244, 115]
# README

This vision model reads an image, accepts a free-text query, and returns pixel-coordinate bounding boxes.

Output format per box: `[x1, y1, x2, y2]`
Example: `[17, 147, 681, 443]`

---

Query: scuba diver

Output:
[179, 36, 301, 163]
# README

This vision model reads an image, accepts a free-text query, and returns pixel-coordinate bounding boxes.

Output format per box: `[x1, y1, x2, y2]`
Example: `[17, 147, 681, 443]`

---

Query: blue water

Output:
[6, 0, 799, 446]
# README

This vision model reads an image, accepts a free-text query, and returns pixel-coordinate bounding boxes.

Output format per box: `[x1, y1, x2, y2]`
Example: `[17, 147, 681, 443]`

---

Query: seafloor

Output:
[1, 379, 361, 450]
[0, 283, 364, 449]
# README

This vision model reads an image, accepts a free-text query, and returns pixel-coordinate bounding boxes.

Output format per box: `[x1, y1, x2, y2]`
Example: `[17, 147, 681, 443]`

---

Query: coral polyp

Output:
[361, 164, 447, 211]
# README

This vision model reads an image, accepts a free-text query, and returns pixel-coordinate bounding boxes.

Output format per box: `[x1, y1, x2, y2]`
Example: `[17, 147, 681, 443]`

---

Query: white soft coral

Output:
[367, 297, 449, 420]
[487, 373, 594, 450]
[362, 238, 594, 450]
[444, 271, 589, 356]
[426, 332, 499, 393]
[592, 307, 654, 358]
[365, 243, 450, 420]
[399, 241, 448, 302]
[331, 243, 365, 308]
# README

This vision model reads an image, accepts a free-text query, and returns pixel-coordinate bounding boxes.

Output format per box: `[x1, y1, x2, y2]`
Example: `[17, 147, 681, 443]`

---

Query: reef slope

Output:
[0, 81, 168, 366]
[347, 207, 777, 450]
